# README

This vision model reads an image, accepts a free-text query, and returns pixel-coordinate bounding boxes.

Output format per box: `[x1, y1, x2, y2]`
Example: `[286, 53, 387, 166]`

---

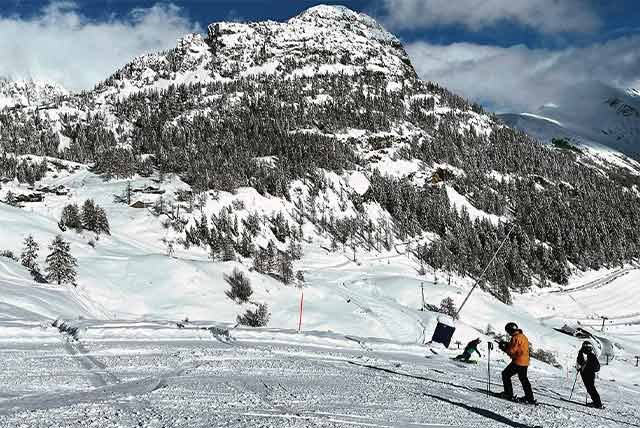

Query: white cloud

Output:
[381, 0, 600, 33]
[405, 36, 640, 111]
[0, 1, 201, 90]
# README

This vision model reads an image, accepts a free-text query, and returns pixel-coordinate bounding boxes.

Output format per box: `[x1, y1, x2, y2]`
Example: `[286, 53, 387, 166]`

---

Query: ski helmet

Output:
[505, 322, 519, 335]
[582, 341, 594, 351]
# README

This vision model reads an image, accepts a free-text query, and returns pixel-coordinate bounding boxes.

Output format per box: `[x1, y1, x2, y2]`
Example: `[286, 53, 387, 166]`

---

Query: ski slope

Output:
[1, 164, 640, 426]
[0, 321, 639, 427]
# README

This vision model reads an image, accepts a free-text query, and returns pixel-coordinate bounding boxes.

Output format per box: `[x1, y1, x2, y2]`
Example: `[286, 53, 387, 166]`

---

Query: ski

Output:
[450, 358, 478, 364]
[471, 388, 538, 406]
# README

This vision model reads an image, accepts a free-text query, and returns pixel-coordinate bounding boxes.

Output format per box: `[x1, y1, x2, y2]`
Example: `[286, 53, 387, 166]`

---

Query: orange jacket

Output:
[506, 330, 530, 366]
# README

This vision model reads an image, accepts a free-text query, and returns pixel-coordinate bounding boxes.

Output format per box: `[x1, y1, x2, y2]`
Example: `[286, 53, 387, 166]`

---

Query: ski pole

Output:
[569, 369, 579, 400]
[487, 342, 493, 396]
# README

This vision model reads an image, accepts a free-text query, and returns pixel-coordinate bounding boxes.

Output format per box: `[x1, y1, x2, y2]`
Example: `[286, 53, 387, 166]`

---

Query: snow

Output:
[1, 5, 639, 425]
[520, 112, 564, 127]
[371, 157, 422, 179]
[487, 170, 513, 183]
[346, 171, 370, 195]
[1, 163, 640, 425]
[0, 317, 639, 426]
[502, 81, 640, 163]
[0, 78, 67, 110]
[445, 186, 506, 226]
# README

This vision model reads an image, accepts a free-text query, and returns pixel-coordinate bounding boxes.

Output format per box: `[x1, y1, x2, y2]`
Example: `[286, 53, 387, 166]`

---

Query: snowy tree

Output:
[60, 204, 82, 232]
[4, 190, 17, 206]
[222, 237, 236, 262]
[95, 206, 110, 235]
[266, 241, 277, 272]
[237, 229, 255, 258]
[252, 248, 267, 273]
[45, 235, 77, 286]
[237, 303, 270, 327]
[287, 238, 302, 260]
[439, 297, 459, 320]
[20, 235, 39, 272]
[0, 250, 18, 261]
[224, 268, 253, 303]
[278, 253, 294, 284]
[270, 212, 290, 242]
[81, 199, 97, 231]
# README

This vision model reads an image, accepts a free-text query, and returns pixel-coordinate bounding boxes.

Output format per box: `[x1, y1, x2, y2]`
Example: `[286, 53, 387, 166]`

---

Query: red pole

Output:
[298, 289, 304, 333]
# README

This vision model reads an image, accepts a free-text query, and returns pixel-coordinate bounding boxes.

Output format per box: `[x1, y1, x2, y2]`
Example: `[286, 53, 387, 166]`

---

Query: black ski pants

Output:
[581, 371, 602, 407]
[502, 362, 534, 400]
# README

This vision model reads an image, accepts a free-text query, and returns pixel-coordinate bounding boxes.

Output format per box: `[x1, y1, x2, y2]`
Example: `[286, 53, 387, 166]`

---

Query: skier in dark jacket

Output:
[577, 341, 602, 408]
[498, 322, 536, 404]
[454, 338, 482, 362]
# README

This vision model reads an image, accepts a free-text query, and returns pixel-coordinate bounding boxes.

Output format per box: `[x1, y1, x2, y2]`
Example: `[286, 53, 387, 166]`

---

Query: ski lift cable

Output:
[454, 221, 518, 319]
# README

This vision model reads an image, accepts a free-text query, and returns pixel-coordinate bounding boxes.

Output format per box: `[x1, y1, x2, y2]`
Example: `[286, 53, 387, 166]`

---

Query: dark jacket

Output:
[577, 350, 600, 374]
[464, 339, 482, 356]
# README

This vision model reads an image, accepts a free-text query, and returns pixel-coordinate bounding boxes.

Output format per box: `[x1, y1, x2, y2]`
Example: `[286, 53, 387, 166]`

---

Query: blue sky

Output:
[2, 0, 639, 111]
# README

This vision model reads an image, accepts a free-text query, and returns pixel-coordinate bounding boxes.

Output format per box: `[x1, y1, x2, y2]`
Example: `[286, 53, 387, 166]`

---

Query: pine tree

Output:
[45, 235, 77, 286]
[242, 212, 261, 237]
[287, 238, 302, 260]
[208, 232, 222, 261]
[237, 229, 255, 258]
[224, 268, 253, 303]
[253, 248, 267, 273]
[81, 199, 97, 231]
[60, 204, 82, 232]
[222, 236, 236, 262]
[4, 190, 17, 206]
[20, 235, 39, 272]
[237, 303, 270, 327]
[439, 297, 459, 320]
[95, 206, 110, 235]
[278, 253, 294, 284]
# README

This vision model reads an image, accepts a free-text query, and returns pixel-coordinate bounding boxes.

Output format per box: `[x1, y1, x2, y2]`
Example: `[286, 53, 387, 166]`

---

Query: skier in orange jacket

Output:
[498, 322, 537, 404]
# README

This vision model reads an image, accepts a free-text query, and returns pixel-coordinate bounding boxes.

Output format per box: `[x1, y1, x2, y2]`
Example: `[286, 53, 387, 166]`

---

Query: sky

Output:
[1, 0, 639, 112]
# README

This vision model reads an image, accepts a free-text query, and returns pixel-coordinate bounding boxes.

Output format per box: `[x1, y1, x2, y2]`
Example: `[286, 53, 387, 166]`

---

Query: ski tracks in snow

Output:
[339, 278, 426, 344]
[61, 338, 120, 387]
[0, 333, 201, 425]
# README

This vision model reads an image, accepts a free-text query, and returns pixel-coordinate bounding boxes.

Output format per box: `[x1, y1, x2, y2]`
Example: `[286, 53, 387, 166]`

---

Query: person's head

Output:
[505, 322, 519, 336]
[581, 341, 594, 353]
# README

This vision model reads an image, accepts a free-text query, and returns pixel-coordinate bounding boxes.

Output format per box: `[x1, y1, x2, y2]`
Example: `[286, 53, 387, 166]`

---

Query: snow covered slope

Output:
[0, 77, 67, 110]
[501, 81, 640, 161]
[1, 6, 640, 424]
[1, 316, 639, 427]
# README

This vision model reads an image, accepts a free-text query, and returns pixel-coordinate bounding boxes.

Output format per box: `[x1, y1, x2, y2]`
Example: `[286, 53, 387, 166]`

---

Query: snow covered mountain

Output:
[1, 7, 640, 425]
[2, 2, 640, 326]
[500, 81, 640, 160]
[100, 4, 414, 92]
[0, 77, 67, 110]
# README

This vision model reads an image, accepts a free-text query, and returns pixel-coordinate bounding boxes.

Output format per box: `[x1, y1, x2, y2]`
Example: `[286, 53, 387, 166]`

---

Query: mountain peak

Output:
[102, 4, 415, 94]
[291, 4, 397, 43]
[294, 5, 365, 22]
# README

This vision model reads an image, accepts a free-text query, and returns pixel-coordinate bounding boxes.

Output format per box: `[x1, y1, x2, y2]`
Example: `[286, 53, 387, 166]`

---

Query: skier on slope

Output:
[498, 322, 537, 404]
[577, 341, 603, 408]
[454, 338, 482, 362]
